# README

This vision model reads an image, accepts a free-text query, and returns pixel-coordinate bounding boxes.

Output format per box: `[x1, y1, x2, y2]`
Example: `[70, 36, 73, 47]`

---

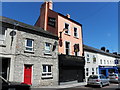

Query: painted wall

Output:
[36, 2, 83, 56]
[85, 50, 117, 81]
[58, 15, 83, 56]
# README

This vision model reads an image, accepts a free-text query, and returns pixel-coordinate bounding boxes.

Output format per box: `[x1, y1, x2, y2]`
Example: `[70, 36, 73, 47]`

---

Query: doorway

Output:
[24, 65, 32, 85]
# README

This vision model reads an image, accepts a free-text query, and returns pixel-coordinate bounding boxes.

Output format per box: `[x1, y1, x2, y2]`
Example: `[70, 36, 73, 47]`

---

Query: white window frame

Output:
[0, 27, 7, 45]
[42, 65, 52, 78]
[92, 68, 94, 74]
[64, 23, 70, 35]
[86, 68, 89, 76]
[100, 59, 102, 64]
[25, 39, 34, 52]
[44, 42, 51, 54]
[104, 60, 106, 64]
[93, 55, 96, 63]
[65, 41, 70, 55]
[86, 54, 90, 63]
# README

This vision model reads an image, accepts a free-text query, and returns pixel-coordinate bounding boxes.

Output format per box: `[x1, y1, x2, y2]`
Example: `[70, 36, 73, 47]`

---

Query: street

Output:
[57, 83, 120, 90]
[31, 83, 120, 90]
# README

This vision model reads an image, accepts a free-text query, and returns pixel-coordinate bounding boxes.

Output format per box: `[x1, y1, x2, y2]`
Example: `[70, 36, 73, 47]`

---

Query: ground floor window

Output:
[92, 68, 94, 75]
[42, 65, 52, 78]
[86, 68, 89, 76]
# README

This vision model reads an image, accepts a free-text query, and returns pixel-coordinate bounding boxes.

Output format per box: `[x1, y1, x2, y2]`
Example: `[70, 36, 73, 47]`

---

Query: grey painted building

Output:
[0, 16, 59, 87]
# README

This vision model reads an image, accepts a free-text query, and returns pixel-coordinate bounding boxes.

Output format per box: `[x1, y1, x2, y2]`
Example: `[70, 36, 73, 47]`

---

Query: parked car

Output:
[108, 73, 120, 83]
[87, 74, 110, 88]
[0, 76, 30, 90]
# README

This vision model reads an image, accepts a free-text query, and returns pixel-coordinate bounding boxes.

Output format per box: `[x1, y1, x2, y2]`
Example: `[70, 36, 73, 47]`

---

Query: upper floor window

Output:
[45, 43, 51, 54]
[74, 27, 78, 38]
[87, 54, 90, 63]
[64, 23, 70, 35]
[100, 59, 102, 64]
[93, 55, 96, 63]
[104, 60, 106, 64]
[65, 41, 70, 55]
[0, 27, 6, 41]
[107, 60, 109, 64]
[42, 65, 52, 78]
[25, 39, 34, 51]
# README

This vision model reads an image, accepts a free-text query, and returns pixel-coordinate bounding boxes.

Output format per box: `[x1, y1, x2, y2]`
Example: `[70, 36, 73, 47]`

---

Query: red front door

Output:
[24, 65, 32, 85]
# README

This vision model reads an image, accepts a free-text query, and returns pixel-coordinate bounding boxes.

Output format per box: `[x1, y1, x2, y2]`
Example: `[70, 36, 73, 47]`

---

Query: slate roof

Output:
[84, 45, 120, 58]
[0, 16, 58, 40]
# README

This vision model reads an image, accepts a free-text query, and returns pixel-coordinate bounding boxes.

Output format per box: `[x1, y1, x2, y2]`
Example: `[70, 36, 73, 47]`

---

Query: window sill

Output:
[41, 75, 53, 79]
[24, 50, 34, 54]
[64, 33, 71, 36]
[74, 36, 79, 39]
[0, 44, 6, 47]
[44, 53, 52, 56]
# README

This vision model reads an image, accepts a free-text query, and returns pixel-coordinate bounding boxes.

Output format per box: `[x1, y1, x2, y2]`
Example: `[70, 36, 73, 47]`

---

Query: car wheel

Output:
[99, 83, 103, 88]
[107, 82, 110, 86]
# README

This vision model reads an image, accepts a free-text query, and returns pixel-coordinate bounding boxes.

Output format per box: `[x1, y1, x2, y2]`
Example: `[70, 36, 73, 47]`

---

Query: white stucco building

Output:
[84, 45, 120, 81]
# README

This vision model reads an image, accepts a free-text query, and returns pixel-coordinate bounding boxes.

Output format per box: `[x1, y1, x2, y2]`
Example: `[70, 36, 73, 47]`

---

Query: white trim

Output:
[25, 39, 34, 52]
[42, 65, 53, 79]
[44, 42, 51, 54]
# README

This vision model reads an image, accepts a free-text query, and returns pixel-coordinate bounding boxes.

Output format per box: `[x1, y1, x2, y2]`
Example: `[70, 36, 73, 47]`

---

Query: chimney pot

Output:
[66, 14, 70, 18]
[106, 49, 109, 53]
[101, 47, 106, 51]
[48, 0, 53, 10]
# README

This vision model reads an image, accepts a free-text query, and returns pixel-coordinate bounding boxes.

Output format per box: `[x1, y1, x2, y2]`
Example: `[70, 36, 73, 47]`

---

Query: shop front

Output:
[98, 66, 118, 77]
[58, 54, 85, 84]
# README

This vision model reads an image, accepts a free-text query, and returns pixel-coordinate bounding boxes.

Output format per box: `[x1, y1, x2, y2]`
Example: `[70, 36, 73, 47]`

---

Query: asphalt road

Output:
[57, 83, 120, 90]
[31, 83, 120, 90]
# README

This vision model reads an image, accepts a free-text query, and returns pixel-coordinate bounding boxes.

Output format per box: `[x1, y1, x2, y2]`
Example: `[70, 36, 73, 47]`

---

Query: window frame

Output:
[64, 23, 70, 35]
[86, 54, 90, 63]
[44, 42, 51, 55]
[25, 38, 34, 52]
[0, 27, 7, 42]
[42, 65, 52, 78]
[65, 41, 70, 55]
[100, 59, 102, 64]
[74, 27, 78, 38]
[86, 68, 89, 76]
[93, 55, 96, 63]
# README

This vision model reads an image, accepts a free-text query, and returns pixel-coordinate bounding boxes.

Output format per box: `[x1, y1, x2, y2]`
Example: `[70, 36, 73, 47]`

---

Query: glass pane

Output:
[48, 66, 51, 72]
[27, 39, 33, 47]
[43, 65, 46, 72]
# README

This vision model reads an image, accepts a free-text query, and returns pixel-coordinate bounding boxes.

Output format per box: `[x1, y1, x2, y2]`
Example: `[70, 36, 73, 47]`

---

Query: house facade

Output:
[0, 16, 59, 87]
[35, 1, 85, 84]
[84, 45, 120, 81]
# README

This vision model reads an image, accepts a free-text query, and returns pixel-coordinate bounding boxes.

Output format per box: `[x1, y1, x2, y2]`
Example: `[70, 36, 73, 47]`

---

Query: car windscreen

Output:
[89, 75, 98, 79]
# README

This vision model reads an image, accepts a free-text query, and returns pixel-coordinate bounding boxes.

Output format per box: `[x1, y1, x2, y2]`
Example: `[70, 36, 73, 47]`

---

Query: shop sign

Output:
[48, 17, 56, 27]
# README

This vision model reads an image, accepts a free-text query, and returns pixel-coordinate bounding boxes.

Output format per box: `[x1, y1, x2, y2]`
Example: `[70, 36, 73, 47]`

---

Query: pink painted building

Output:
[35, 1, 85, 84]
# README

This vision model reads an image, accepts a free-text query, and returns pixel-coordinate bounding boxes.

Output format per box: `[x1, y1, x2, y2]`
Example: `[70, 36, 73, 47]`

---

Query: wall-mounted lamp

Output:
[59, 28, 68, 47]
[59, 28, 67, 38]
[10, 22, 19, 48]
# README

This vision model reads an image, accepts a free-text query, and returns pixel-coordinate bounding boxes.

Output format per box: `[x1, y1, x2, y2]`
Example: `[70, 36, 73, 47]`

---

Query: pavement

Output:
[31, 82, 87, 89]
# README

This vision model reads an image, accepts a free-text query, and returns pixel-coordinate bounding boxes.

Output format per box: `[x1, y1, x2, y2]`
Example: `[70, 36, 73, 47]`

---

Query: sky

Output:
[2, 2, 119, 53]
